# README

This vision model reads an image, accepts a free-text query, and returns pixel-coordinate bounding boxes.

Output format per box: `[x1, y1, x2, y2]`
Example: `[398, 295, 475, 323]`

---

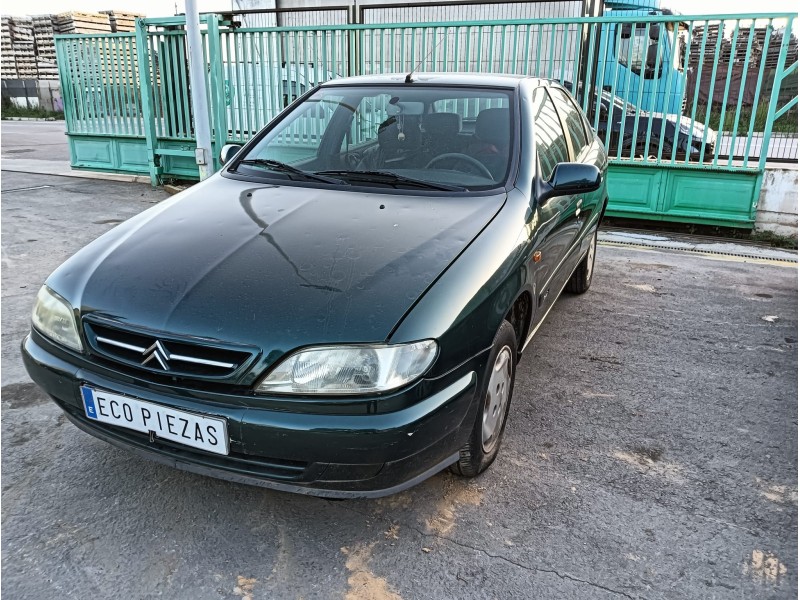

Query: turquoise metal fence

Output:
[56, 12, 798, 227]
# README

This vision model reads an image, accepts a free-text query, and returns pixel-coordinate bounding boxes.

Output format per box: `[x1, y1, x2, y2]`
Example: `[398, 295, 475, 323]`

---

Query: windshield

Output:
[231, 85, 515, 191]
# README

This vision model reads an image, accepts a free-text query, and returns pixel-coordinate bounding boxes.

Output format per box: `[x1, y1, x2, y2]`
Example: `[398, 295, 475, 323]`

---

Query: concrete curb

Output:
[1, 159, 152, 184]
[1, 117, 62, 122]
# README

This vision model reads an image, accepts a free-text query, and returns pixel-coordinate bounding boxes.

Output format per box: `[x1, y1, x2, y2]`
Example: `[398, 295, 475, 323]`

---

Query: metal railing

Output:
[55, 12, 798, 173]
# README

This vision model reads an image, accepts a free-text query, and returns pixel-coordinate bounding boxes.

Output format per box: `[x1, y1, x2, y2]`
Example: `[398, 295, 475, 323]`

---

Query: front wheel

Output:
[566, 230, 597, 294]
[451, 320, 517, 477]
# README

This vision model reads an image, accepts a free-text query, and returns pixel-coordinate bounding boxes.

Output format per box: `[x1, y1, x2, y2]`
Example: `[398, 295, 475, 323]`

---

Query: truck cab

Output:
[597, 0, 687, 116]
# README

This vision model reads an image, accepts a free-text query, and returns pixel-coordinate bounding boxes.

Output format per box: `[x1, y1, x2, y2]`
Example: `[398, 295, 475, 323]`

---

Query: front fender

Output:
[389, 188, 534, 378]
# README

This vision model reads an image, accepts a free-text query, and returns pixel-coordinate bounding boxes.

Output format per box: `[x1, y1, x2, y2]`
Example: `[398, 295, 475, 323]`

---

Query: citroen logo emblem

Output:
[142, 340, 171, 370]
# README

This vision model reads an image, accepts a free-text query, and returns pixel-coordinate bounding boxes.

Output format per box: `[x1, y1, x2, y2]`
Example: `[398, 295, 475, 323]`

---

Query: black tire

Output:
[566, 230, 597, 294]
[450, 320, 517, 477]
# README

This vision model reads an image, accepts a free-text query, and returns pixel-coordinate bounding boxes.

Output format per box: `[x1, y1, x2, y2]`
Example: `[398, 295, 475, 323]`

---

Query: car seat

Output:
[467, 108, 511, 179]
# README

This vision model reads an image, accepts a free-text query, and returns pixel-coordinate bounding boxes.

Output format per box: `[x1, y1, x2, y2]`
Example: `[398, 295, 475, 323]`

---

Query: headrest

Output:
[422, 113, 462, 136]
[475, 108, 510, 147]
[378, 116, 421, 152]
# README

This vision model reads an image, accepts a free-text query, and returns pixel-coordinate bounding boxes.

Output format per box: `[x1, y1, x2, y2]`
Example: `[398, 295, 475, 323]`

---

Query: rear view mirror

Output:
[541, 163, 602, 201]
[220, 143, 242, 165]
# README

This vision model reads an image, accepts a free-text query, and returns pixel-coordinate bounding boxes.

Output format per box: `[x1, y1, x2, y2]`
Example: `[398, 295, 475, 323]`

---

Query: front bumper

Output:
[22, 333, 486, 498]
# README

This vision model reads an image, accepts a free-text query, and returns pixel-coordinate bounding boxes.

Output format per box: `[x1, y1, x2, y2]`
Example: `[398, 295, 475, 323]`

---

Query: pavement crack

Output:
[340, 502, 644, 600]
[413, 528, 643, 600]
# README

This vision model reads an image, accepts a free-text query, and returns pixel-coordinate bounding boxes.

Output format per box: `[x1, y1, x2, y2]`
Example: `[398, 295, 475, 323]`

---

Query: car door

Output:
[529, 87, 580, 323]
[549, 86, 595, 258]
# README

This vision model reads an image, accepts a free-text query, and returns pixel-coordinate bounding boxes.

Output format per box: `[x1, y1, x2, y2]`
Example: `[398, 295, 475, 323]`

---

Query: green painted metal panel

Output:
[661, 170, 758, 225]
[69, 135, 202, 179]
[606, 164, 663, 216]
[118, 140, 150, 168]
[71, 138, 114, 165]
[606, 164, 759, 227]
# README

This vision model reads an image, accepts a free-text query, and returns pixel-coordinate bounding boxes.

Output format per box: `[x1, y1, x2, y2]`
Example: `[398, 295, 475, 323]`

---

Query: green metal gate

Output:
[56, 12, 798, 228]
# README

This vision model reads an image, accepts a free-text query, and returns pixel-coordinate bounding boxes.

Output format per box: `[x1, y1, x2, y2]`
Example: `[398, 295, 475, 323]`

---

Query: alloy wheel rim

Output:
[586, 232, 596, 282]
[481, 346, 513, 453]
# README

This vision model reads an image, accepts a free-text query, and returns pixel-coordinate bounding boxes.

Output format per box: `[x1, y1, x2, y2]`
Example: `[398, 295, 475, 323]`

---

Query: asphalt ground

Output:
[1, 121, 71, 162]
[1, 171, 797, 600]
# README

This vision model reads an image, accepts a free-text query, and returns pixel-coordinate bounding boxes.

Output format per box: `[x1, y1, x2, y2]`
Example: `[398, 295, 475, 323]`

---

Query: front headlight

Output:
[31, 286, 83, 352]
[255, 340, 438, 395]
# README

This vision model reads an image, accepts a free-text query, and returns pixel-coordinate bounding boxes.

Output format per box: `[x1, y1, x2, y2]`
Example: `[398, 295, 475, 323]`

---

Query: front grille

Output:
[84, 319, 256, 380]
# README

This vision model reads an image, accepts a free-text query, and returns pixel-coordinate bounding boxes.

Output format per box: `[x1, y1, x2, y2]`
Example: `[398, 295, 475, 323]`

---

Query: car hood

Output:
[49, 176, 506, 358]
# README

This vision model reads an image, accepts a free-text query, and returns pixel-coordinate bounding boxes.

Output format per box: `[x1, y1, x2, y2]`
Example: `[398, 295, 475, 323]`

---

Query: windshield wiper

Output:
[316, 170, 467, 192]
[236, 159, 346, 185]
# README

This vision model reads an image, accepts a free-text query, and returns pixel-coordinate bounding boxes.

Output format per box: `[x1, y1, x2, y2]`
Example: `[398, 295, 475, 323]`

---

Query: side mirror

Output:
[541, 163, 601, 201]
[220, 143, 242, 165]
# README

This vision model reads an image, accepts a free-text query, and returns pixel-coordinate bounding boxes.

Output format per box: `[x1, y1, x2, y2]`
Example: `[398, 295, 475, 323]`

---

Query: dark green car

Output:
[22, 73, 607, 498]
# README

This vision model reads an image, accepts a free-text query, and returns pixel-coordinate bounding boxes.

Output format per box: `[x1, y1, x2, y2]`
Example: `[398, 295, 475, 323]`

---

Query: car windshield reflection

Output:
[231, 85, 514, 191]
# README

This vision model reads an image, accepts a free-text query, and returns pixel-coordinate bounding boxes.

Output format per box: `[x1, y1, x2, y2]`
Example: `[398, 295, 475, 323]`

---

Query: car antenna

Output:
[405, 31, 447, 83]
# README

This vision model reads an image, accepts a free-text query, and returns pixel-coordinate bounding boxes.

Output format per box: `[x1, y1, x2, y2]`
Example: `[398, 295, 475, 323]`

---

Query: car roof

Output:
[321, 72, 556, 89]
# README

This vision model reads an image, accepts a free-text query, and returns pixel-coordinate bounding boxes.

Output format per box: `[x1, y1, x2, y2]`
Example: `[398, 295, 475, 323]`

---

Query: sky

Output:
[10, 0, 800, 18]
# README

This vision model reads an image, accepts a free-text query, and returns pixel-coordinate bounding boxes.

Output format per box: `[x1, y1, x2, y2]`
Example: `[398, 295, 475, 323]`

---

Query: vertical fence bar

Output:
[571, 22, 582, 92]
[163, 35, 178, 138]
[592, 26, 609, 131]
[534, 24, 543, 77]
[474, 25, 482, 72]
[115, 37, 128, 134]
[69, 40, 86, 132]
[581, 23, 597, 112]
[628, 20, 652, 161]
[670, 20, 694, 164]
[744, 19, 774, 168]
[656, 21, 681, 164]
[608, 22, 625, 155]
[135, 19, 159, 185]
[559, 22, 569, 83]
[684, 20, 710, 164]
[206, 15, 227, 160]
[62, 40, 80, 131]
[643, 22, 666, 160]
[713, 20, 740, 166]
[168, 34, 183, 138]
[244, 32, 254, 139]
[179, 33, 192, 138]
[728, 20, 756, 166]
[521, 23, 531, 75]
[698, 19, 726, 163]
[55, 39, 77, 135]
[759, 16, 794, 171]
[86, 39, 104, 133]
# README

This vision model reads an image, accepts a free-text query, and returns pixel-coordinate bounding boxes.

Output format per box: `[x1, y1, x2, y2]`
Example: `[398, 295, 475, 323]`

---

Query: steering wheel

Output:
[425, 153, 494, 179]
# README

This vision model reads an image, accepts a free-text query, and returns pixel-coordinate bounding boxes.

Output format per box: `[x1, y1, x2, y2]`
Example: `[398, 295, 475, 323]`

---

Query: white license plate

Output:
[80, 386, 229, 455]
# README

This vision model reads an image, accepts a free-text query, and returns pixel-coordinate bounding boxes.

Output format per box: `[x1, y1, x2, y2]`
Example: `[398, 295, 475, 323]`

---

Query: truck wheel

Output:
[451, 320, 517, 477]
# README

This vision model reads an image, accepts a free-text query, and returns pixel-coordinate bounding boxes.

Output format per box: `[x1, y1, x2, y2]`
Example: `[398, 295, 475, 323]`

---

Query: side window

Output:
[550, 88, 588, 158]
[531, 88, 570, 181]
[617, 23, 663, 78]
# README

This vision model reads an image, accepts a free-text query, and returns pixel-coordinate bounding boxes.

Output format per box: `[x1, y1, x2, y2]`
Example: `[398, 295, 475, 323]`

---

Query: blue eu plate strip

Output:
[81, 386, 98, 420]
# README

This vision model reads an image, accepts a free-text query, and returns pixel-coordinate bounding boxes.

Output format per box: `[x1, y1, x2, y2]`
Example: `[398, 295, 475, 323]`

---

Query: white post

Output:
[185, 0, 213, 180]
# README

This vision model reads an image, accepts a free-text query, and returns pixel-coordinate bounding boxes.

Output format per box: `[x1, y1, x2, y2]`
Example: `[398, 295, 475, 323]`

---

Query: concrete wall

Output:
[755, 165, 798, 237]
[1, 79, 62, 112]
